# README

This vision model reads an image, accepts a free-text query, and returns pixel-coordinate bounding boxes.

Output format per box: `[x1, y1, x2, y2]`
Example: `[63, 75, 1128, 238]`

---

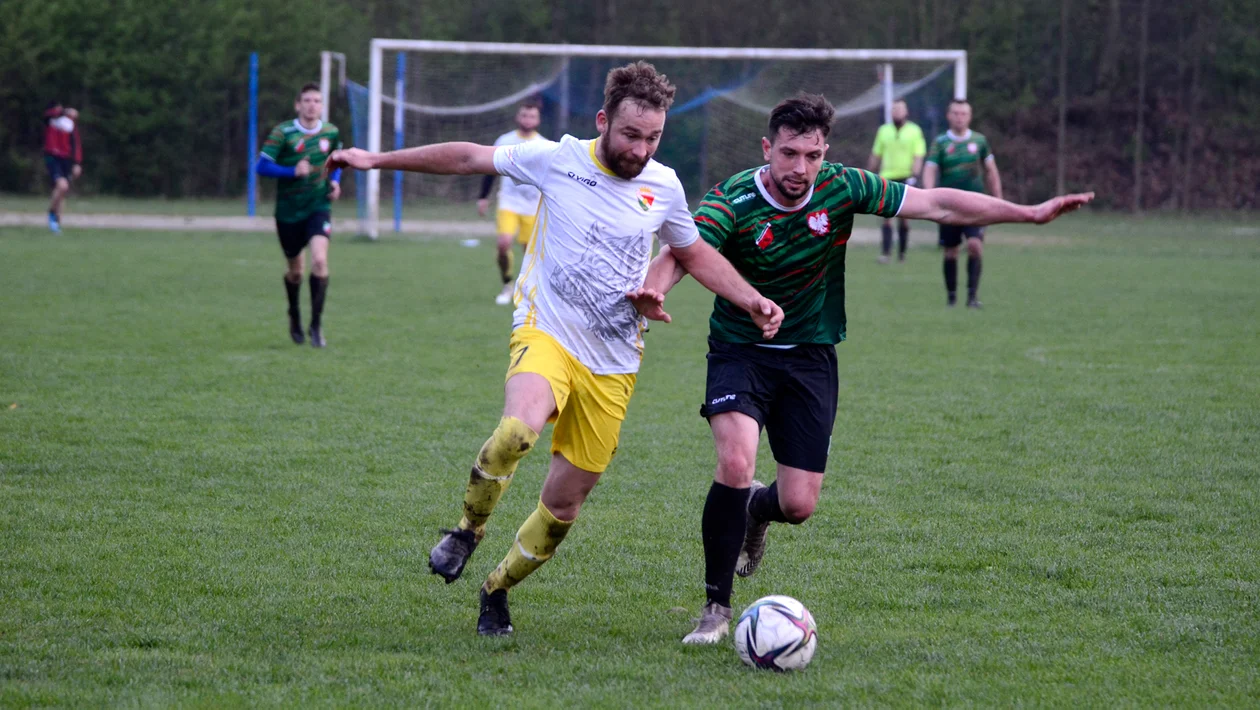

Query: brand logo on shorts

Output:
[567, 171, 598, 187]
[710, 394, 737, 406]
[319, 138, 331, 153]
[807, 210, 830, 236]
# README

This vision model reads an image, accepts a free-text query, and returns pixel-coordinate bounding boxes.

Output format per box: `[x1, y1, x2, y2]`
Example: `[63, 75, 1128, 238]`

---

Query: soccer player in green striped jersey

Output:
[255, 83, 343, 347]
[923, 100, 1000, 307]
[642, 93, 1093, 645]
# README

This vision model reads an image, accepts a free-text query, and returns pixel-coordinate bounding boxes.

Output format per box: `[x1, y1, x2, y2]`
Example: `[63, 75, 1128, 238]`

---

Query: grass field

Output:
[2, 214, 1259, 707]
[0, 193, 477, 223]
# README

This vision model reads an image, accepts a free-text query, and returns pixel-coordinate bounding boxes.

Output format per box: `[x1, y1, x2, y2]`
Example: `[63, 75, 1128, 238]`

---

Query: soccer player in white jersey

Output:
[326, 62, 785, 636]
[477, 98, 547, 305]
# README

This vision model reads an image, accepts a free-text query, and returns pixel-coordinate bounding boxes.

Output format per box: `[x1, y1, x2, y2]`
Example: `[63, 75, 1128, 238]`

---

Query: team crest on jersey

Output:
[807, 210, 830, 236]
[968, 142, 979, 154]
[319, 138, 331, 153]
[637, 187, 655, 212]
[756, 224, 775, 250]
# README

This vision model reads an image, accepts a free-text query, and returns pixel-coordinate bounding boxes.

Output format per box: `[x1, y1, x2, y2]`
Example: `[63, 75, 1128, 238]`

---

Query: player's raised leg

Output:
[741, 465, 823, 577]
[683, 410, 760, 645]
[429, 369, 554, 584]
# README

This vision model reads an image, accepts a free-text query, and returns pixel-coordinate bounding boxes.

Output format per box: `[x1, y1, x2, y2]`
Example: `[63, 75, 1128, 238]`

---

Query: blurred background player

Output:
[255, 83, 342, 347]
[476, 98, 547, 305]
[42, 102, 82, 233]
[923, 100, 1002, 308]
[867, 99, 925, 263]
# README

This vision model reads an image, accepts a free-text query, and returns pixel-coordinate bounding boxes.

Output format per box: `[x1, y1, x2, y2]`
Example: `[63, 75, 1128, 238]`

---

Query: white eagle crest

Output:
[807, 211, 830, 236]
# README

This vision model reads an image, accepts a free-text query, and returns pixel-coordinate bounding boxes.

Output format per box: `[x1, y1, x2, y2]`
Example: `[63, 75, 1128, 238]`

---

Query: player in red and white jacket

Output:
[43, 102, 83, 233]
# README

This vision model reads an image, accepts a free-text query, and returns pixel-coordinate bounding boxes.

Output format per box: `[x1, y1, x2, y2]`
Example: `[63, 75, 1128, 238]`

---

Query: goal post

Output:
[354, 40, 967, 238]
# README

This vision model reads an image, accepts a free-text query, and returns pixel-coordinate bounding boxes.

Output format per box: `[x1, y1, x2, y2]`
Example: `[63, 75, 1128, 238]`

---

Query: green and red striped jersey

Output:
[926, 130, 994, 194]
[260, 119, 342, 222]
[694, 163, 906, 345]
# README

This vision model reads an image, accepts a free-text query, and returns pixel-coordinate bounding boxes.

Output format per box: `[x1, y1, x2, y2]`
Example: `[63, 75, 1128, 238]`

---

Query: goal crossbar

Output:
[363, 40, 967, 237]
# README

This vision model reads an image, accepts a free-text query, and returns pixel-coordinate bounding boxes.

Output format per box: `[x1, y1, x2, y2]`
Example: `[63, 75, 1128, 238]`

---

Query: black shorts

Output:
[699, 338, 839, 473]
[938, 224, 985, 248]
[45, 155, 74, 187]
[276, 212, 332, 259]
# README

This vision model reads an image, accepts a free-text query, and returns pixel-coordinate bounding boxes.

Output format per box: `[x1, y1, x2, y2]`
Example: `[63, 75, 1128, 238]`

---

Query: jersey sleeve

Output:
[693, 184, 736, 251]
[926, 137, 943, 166]
[492, 138, 559, 188]
[844, 168, 906, 218]
[981, 137, 995, 163]
[658, 178, 700, 249]
[260, 124, 286, 162]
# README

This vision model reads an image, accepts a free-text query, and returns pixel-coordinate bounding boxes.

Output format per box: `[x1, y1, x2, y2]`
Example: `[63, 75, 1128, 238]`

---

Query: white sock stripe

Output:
[473, 465, 513, 482]
[514, 538, 541, 561]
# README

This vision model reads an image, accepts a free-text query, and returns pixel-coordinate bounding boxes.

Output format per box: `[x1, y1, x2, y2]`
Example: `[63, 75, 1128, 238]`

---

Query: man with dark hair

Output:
[42, 102, 82, 233]
[922, 100, 1000, 307]
[643, 92, 1092, 644]
[477, 98, 547, 305]
[255, 82, 342, 347]
[867, 99, 926, 262]
[326, 61, 784, 636]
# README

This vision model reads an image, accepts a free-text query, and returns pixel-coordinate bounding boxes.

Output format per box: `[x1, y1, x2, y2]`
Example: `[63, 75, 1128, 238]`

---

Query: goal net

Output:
[334, 41, 966, 238]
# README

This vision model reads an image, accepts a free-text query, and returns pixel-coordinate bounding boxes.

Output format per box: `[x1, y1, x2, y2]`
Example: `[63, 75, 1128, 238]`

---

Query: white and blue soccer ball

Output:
[734, 595, 818, 671]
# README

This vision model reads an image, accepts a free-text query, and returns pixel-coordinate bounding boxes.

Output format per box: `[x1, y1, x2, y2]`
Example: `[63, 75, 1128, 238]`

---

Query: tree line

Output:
[1, 0, 1256, 210]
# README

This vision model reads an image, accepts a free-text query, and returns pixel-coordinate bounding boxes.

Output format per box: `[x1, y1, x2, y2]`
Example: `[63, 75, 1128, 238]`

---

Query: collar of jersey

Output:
[588, 138, 619, 178]
[292, 119, 323, 135]
[754, 166, 813, 213]
[947, 129, 973, 142]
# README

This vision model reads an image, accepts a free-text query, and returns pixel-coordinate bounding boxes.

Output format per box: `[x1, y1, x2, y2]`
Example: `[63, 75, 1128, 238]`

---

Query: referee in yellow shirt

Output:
[867, 99, 927, 263]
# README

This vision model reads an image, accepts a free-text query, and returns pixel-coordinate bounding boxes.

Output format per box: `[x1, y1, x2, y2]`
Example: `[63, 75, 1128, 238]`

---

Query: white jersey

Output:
[491, 130, 547, 215]
[493, 134, 700, 375]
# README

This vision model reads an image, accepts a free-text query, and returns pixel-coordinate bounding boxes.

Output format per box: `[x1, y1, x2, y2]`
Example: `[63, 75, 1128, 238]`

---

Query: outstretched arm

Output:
[670, 240, 783, 339]
[642, 245, 688, 295]
[324, 142, 497, 177]
[898, 186, 1095, 226]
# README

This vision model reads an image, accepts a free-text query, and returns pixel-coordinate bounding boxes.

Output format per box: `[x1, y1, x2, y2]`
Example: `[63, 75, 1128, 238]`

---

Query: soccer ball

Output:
[733, 595, 818, 671]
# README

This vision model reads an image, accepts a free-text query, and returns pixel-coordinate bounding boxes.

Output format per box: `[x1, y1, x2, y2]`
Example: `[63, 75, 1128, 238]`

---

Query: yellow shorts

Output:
[506, 327, 636, 474]
[496, 210, 538, 246]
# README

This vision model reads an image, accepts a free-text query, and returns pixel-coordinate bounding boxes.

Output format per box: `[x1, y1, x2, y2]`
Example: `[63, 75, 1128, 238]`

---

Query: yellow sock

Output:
[484, 500, 574, 593]
[458, 416, 538, 537]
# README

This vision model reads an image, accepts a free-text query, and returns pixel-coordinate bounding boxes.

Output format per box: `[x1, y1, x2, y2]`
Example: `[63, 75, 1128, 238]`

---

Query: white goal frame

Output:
[360, 39, 967, 238]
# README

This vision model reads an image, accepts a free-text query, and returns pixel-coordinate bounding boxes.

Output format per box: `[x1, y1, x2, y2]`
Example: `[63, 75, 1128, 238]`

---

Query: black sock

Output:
[309, 274, 328, 329]
[497, 251, 511, 284]
[748, 481, 790, 524]
[944, 257, 958, 299]
[284, 276, 301, 320]
[880, 224, 893, 255]
[967, 256, 982, 299]
[897, 222, 909, 257]
[701, 481, 750, 608]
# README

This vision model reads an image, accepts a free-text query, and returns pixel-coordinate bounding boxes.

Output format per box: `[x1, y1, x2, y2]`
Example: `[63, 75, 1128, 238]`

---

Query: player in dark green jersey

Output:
[641, 93, 1093, 644]
[255, 83, 343, 347]
[923, 100, 1002, 308]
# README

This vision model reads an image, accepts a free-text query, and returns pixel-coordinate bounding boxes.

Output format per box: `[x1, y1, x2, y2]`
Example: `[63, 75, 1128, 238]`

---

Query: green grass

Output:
[0, 193, 478, 222]
[2, 215, 1258, 707]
